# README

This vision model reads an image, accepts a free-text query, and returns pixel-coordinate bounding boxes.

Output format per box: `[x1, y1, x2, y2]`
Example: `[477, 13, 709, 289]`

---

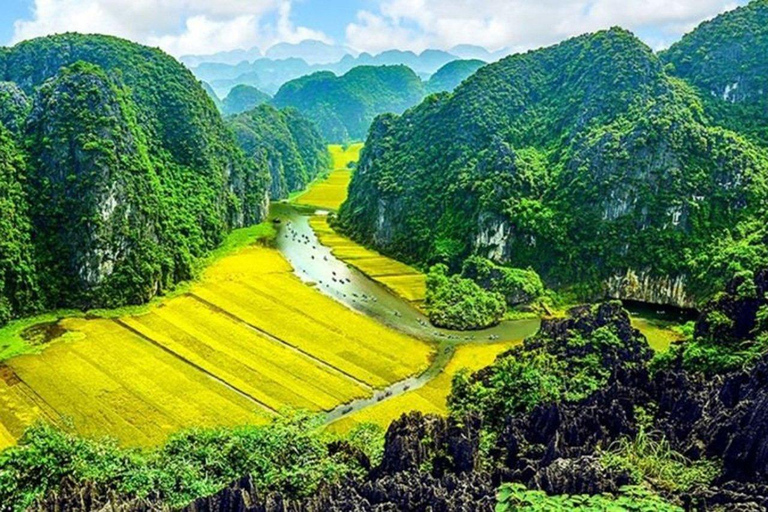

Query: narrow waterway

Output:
[270, 202, 540, 421]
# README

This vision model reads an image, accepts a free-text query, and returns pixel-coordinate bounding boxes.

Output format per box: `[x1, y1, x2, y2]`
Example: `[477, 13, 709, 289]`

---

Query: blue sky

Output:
[0, 0, 32, 43]
[0, 0, 748, 56]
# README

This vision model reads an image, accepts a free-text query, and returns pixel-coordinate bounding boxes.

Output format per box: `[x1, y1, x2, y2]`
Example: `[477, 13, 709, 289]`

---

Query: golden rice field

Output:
[0, 236, 432, 447]
[293, 143, 364, 211]
[309, 215, 427, 306]
[329, 340, 521, 432]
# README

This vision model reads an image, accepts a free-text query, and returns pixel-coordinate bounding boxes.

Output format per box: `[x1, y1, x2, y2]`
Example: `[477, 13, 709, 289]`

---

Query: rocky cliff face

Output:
[0, 81, 29, 135]
[24, 62, 162, 305]
[339, 28, 768, 309]
[605, 269, 695, 309]
[0, 126, 38, 324]
[663, 0, 768, 145]
[0, 33, 271, 318]
[230, 104, 328, 201]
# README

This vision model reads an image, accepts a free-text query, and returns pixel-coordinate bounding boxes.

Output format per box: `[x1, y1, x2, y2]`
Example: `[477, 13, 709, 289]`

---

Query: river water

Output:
[270, 202, 540, 421]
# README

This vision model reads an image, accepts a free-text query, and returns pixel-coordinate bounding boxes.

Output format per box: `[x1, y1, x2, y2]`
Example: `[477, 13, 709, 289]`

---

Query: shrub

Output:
[0, 413, 361, 510]
[495, 483, 681, 511]
[461, 256, 544, 306]
[425, 264, 506, 330]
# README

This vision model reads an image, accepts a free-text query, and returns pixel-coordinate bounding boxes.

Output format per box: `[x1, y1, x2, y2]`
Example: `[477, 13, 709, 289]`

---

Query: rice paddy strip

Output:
[0, 225, 435, 447]
[329, 341, 521, 432]
[193, 281, 422, 387]
[294, 144, 364, 211]
[0, 373, 48, 448]
[309, 215, 427, 306]
[7, 317, 269, 446]
[122, 297, 369, 411]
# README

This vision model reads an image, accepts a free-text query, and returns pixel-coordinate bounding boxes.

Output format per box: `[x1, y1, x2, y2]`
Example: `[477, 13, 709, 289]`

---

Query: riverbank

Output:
[0, 221, 433, 449]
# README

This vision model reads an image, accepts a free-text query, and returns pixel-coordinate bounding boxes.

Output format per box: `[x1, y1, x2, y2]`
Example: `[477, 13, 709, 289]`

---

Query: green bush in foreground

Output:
[425, 263, 506, 330]
[600, 429, 720, 493]
[495, 483, 681, 511]
[0, 413, 369, 510]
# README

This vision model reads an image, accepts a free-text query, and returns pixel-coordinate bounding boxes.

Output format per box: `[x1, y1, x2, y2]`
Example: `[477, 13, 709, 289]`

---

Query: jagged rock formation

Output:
[33, 292, 768, 510]
[0, 33, 271, 322]
[230, 104, 328, 200]
[338, 27, 768, 308]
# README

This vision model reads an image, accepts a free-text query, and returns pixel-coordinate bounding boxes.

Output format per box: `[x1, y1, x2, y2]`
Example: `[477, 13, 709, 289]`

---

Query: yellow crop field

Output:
[330, 340, 520, 432]
[309, 215, 427, 305]
[121, 296, 371, 412]
[7, 317, 270, 446]
[0, 369, 50, 450]
[0, 234, 433, 447]
[294, 143, 364, 211]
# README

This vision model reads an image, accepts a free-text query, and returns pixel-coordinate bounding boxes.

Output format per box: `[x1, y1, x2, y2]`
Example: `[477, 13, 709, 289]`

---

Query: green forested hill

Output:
[230, 104, 328, 199]
[339, 28, 768, 307]
[663, 0, 768, 146]
[0, 126, 37, 325]
[221, 84, 271, 116]
[0, 34, 271, 323]
[272, 65, 425, 141]
[425, 59, 485, 94]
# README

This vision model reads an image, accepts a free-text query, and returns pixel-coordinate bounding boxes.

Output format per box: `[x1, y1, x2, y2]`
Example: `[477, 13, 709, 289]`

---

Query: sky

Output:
[0, 0, 749, 57]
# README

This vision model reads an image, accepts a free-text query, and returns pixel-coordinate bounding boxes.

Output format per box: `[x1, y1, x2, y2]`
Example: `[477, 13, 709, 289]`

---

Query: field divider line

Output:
[10, 375, 65, 428]
[113, 319, 280, 416]
[187, 293, 374, 392]
[222, 280, 407, 367]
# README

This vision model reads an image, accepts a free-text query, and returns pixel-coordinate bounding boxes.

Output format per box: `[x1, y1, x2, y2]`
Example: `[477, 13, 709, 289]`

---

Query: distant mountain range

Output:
[204, 59, 488, 140]
[185, 40, 508, 97]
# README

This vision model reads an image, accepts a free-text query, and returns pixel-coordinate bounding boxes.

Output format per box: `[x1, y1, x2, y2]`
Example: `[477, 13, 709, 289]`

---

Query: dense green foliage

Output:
[425, 59, 486, 94]
[663, 0, 768, 146]
[273, 65, 425, 141]
[230, 104, 328, 199]
[0, 127, 38, 325]
[200, 81, 222, 110]
[0, 414, 365, 510]
[600, 429, 720, 493]
[221, 84, 271, 116]
[425, 264, 506, 330]
[0, 82, 29, 135]
[449, 302, 651, 427]
[339, 28, 768, 307]
[654, 269, 768, 375]
[495, 483, 681, 511]
[0, 33, 276, 324]
[461, 256, 544, 306]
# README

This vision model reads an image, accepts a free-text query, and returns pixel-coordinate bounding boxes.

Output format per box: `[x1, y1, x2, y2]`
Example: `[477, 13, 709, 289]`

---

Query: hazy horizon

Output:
[0, 0, 749, 58]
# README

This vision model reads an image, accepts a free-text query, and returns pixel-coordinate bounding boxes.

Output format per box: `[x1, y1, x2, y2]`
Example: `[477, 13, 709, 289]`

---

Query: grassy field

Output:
[310, 215, 427, 306]
[329, 340, 521, 432]
[293, 143, 363, 211]
[0, 227, 432, 448]
[631, 317, 685, 352]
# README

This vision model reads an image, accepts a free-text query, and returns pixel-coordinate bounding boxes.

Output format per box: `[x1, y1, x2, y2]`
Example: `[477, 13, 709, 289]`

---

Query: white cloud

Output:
[346, 0, 743, 54]
[11, 0, 330, 56]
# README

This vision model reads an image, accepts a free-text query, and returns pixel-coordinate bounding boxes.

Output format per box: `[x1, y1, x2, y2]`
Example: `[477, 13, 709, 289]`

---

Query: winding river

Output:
[270, 203, 540, 422]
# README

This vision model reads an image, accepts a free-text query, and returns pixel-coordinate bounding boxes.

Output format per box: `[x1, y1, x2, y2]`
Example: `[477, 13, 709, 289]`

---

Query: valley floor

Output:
[292, 143, 363, 211]
[0, 234, 432, 449]
[0, 144, 686, 451]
